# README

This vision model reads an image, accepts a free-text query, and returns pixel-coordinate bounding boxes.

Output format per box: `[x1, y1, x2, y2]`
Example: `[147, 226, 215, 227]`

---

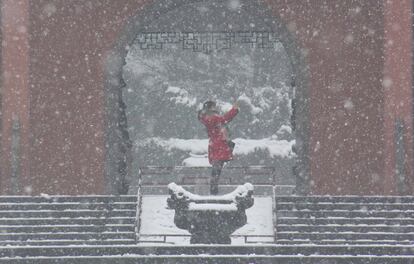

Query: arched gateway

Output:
[1, 1, 411, 196]
[104, 0, 309, 195]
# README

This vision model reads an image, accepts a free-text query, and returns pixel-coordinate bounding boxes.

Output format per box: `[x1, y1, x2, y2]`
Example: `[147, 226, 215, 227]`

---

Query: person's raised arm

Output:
[221, 103, 239, 124]
[200, 102, 239, 126]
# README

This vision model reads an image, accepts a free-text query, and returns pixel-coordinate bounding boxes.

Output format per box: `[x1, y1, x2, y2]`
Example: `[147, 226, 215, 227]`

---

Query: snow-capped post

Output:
[167, 182, 254, 244]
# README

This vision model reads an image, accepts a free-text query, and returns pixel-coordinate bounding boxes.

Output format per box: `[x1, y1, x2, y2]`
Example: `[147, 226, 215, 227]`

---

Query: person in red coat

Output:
[198, 101, 239, 194]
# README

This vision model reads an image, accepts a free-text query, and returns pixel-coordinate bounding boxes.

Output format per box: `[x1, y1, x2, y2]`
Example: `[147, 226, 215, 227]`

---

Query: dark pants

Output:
[211, 161, 225, 195]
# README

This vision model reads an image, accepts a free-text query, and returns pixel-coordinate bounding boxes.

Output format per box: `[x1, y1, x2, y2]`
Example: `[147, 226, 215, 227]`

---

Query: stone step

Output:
[0, 210, 136, 218]
[2, 255, 413, 264]
[0, 232, 136, 241]
[0, 239, 136, 246]
[276, 231, 414, 241]
[0, 202, 136, 211]
[0, 224, 134, 233]
[277, 202, 414, 211]
[277, 224, 414, 233]
[0, 196, 137, 203]
[1, 244, 414, 258]
[277, 209, 414, 218]
[274, 239, 414, 245]
[0, 217, 135, 226]
[277, 217, 414, 226]
[2, 244, 414, 257]
[275, 196, 414, 203]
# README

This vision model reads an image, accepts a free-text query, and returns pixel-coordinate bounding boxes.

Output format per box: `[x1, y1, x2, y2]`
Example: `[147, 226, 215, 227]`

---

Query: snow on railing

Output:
[138, 233, 274, 244]
[272, 186, 278, 242]
[134, 169, 143, 243]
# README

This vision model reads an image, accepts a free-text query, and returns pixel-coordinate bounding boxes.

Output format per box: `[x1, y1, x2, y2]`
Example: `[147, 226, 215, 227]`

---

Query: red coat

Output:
[199, 107, 239, 164]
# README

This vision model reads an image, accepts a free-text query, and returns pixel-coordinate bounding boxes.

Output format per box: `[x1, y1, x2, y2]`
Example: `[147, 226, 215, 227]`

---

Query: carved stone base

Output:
[167, 183, 254, 244]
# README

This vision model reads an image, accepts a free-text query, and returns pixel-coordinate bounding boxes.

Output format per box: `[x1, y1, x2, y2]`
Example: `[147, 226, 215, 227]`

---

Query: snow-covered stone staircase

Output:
[0, 195, 138, 246]
[1, 195, 414, 263]
[275, 196, 414, 245]
[1, 244, 414, 263]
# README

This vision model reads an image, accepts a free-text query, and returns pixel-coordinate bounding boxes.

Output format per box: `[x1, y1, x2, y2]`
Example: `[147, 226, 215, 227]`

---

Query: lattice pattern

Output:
[135, 32, 280, 53]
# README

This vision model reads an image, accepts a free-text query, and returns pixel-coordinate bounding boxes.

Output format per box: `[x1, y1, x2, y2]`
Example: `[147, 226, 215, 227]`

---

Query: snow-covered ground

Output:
[138, 137, 294, 158]
[138, 137, 295, 167]
[139, 195, 274, 245]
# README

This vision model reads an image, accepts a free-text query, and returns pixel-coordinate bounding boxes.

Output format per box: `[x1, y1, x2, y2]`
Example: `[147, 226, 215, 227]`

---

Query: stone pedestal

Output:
[167, 183, 254, 244]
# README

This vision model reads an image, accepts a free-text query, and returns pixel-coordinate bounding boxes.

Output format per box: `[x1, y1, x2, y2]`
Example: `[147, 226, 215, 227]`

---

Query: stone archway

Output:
[104, 0, 309, 195]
